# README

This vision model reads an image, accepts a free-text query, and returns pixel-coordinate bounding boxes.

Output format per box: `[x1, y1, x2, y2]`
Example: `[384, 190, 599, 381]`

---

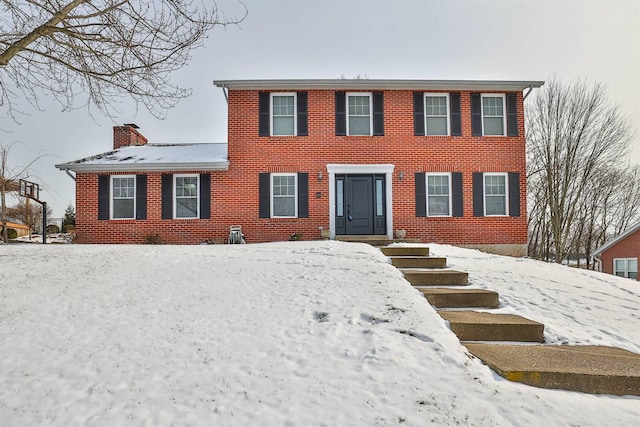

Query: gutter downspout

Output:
[62, 168, 76, 181]
[523, 84, 535, 100]
[217, 82, 228, 104]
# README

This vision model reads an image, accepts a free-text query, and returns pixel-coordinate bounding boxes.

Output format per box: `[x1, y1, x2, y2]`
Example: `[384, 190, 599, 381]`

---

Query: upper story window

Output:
[174, 174, 199, 219]
[259, 92, 308, 137]
[271, 93, 296, 136]
[336, 91, 383, 136]
[347, 93, 372, 136]
[484, 173, 508, 216]
[271, 173, 297, 218]
[425, 94, 449, 136]
[426, 173, 451, 216]
[482, 94, 506, 136]
[111, 176, 135, 219]
[614, 258, 638, 280]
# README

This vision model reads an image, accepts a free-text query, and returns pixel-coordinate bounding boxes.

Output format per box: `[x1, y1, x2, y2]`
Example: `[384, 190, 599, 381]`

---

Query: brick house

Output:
[56, 79, 543, 255]
[593, 222, 640, 280]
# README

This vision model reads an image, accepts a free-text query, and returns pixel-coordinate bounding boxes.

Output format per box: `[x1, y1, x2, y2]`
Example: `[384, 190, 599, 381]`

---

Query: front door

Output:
[335, 175, 386, 235]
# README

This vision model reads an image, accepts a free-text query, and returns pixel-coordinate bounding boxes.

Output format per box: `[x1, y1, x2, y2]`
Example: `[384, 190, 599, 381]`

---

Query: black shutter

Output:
[415, 172, 426, 217]
[258, 91, 270, 137]
[473, 172, 484, 217]
[297, 172, 309, 218]
[161, 174, 173, 219]
[297, 92, 308, 136]
[135, 175, 147, 220]
[506, 93, 518, 136]
[450, 92, 462, 136]
[98, 175, 110, 220]
[471, 93, 482, 136]
[259, 173, 270, 218]
[199, 173, 211, 219]
[452, 172, 463, 217]
[372, 91, 384, 136]
[509, 172, 521, 217]
[413, 92, 425, 136]
[335, 91, 346, 136]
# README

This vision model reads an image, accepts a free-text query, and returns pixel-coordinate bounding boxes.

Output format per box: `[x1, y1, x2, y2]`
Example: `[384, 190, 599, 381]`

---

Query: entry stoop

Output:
[465, 343, 640, 396]
[438, 311, 545, 342]
[419, 288, 499, 308]
[401, 269, 468, 286]
[390, 256, 447, 268]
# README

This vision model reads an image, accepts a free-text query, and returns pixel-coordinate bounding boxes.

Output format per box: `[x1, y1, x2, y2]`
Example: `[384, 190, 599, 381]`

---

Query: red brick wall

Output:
[600, 231, 640, 280]
[75, 88, 528, 246]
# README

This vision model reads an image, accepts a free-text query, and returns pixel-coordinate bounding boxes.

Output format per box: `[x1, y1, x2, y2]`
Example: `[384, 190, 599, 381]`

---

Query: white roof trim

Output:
[593, 221, 640, 256]
[56, 161, 229, 173]
[214, 79, 545, 92]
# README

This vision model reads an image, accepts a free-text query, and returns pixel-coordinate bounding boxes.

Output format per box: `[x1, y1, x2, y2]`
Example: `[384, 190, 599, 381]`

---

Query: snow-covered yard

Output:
[0, 241, 639, 426]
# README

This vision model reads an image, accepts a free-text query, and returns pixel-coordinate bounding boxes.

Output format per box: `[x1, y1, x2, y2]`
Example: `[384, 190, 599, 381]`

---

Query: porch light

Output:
[318, 171, 323, 181]
[399, 171, 404, 181]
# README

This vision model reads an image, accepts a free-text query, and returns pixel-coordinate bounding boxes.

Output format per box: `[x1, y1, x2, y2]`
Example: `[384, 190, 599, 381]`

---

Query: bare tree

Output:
[526, 77, 634, 264]
[0, 1, 245, 121]
[0, 142, 44, 242]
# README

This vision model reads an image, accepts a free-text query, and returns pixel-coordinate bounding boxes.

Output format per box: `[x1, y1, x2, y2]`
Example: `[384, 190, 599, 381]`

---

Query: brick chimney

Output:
[113, 124, 148, 149]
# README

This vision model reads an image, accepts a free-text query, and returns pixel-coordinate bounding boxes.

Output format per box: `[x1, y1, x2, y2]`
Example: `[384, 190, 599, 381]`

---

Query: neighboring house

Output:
[593, 222, 640, 281]
[56, 79, 544, 255]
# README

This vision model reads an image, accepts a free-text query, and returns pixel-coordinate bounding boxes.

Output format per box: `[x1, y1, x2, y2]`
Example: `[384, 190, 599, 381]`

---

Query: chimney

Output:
[113, 124, 148, 150]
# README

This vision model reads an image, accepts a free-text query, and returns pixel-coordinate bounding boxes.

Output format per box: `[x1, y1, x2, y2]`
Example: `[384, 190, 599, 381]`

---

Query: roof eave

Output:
[55, 161, 230, 173]
[214, 79, 545, 92]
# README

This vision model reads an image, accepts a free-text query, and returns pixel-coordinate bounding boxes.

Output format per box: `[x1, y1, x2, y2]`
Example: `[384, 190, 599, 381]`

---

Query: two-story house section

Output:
[213, 79, 543, 256]
[56, 79, 543, 255]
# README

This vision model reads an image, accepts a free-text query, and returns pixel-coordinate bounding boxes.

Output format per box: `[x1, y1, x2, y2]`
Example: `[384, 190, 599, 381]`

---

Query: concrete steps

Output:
[438, 311, 545, 342]
[380, 246, 429, 257]
[465, 344, 640, 396]
[390, 256, 447, 268]
[378, 244, 640, 396]
[400, 269, 468, 286]
[337, 236, 421, 246]
[418, 288, 499, 308]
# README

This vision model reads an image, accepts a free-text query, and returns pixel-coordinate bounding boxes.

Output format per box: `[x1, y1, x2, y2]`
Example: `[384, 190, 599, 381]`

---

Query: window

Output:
[271, 93, 296, 136]
[174, 175, 199, 219]
[614, 258, 638, 279]
[347, 93, 372, 135]
[427, 173, 451, 216]
[484, 173, 508, 216]
[425, 94, 449, 136]
[271, 173, 297, 217]
[482, 94, 506, 136]
[111, 176, 135, 219]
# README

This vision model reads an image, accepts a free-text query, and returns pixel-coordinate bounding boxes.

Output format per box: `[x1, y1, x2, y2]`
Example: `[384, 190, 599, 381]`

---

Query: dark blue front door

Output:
[336, 175, 386, 235]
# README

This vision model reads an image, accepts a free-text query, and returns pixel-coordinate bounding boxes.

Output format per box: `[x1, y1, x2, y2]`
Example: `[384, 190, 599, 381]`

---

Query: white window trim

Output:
[424, 93, 450, 136]
[426, 172, 452, 217]
[613, 258, 638, 279]
[270, 173, 298, 218]
[346, 92, 373, 136]
[481, 94, 507, 136]
[174, 174, 200, 219]
[483, 172, 509, 216]
[110, 175, 135, 220]
[270, 92, 297, 136]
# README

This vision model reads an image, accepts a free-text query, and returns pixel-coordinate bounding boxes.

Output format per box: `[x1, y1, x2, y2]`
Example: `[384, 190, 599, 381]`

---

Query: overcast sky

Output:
[3, 0, 639, 217]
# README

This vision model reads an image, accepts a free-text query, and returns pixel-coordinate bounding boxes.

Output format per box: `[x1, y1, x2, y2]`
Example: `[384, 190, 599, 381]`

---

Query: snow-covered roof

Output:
[593, 221, 640, 256]
[55, 143, 229, 172]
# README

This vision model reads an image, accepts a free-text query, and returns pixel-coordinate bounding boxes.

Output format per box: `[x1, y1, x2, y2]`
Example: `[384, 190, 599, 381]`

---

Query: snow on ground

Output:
[0, 241, 638, 426]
